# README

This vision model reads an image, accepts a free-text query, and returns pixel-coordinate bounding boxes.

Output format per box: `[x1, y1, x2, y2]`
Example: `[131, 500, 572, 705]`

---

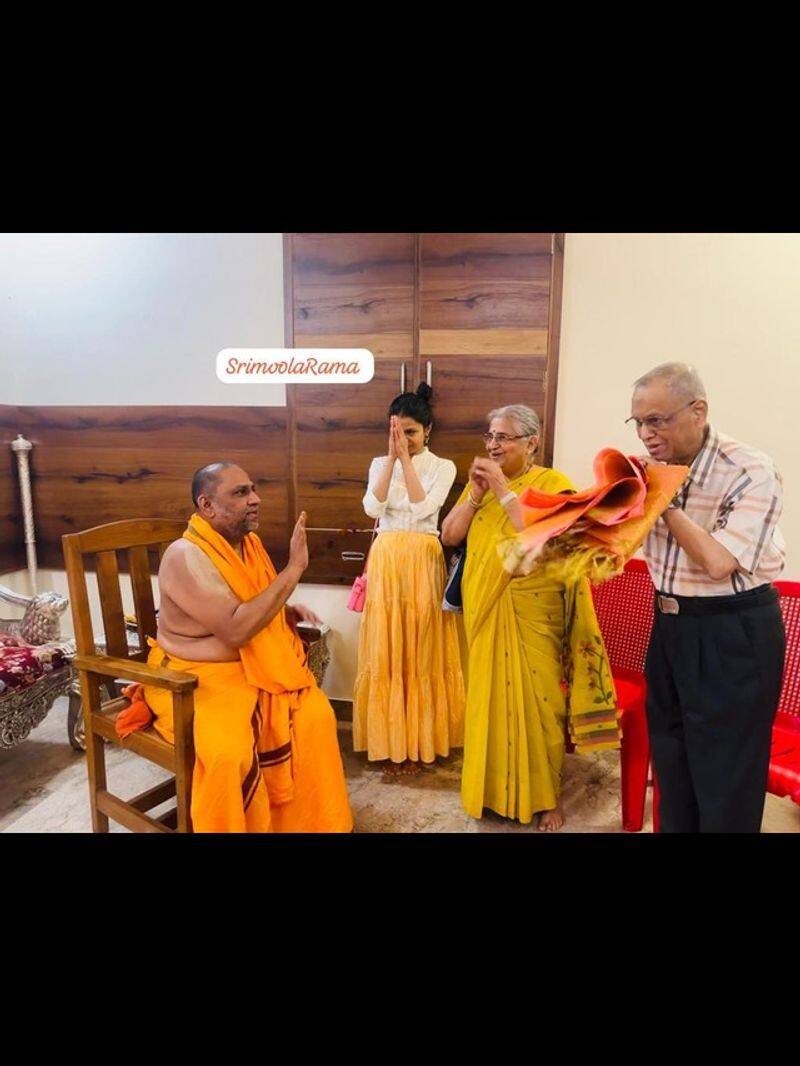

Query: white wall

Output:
[555, 233, 798, 578]
[0, 233, 286, 406]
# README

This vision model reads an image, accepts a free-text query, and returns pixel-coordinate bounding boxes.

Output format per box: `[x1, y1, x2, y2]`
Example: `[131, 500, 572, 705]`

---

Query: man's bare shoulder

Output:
[160, 538, 197, 577]
[160, 539, 229, 592]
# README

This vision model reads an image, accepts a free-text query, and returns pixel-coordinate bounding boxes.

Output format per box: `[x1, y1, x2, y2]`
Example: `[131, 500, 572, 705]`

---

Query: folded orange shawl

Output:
[500, 451, 689, 582]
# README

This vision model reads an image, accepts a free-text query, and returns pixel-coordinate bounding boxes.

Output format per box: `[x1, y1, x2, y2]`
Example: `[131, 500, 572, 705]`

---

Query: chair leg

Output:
[86, 731, 109, 833]
[172, 689, 195, 833]
[80, 672, 110, 833]
[620, 701, 650, 832]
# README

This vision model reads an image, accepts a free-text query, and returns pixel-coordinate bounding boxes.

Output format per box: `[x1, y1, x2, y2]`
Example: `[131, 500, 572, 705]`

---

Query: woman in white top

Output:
[353, 383, 466, 775]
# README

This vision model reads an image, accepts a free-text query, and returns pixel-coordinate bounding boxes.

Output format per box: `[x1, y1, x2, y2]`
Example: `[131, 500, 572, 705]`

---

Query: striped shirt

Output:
[643, 425, 786, 596]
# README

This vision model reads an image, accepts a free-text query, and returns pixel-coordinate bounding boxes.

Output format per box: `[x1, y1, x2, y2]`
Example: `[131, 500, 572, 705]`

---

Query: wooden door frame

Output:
[542, 232, 565, 469]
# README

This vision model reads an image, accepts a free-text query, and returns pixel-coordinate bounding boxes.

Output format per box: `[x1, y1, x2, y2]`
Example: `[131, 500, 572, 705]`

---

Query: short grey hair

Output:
[632, 362, 707, 402]
[487, 404, 541, 439]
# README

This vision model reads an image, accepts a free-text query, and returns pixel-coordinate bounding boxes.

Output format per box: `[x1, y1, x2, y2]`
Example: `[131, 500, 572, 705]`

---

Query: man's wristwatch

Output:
[667, 491, 683, 511]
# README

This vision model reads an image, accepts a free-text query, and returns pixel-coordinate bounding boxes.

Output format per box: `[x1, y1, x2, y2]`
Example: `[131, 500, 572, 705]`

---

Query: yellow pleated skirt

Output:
[353, 531, 466, 764]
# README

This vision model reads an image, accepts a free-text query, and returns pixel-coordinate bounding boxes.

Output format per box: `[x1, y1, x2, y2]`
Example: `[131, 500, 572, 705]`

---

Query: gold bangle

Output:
[467, 491, 482, 509]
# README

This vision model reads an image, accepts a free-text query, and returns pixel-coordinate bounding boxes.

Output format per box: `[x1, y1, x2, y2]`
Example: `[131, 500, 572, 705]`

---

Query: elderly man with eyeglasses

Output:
[629, 362, 786, 832]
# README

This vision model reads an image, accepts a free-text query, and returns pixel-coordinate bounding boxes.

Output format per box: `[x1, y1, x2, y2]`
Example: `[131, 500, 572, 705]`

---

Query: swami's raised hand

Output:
[289, 510, 309, 572]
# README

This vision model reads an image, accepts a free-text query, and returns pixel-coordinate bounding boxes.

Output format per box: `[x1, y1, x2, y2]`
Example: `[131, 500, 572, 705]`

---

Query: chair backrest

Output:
[62, 519, 186, 662]
[775, 580, 800, 719]
[590, 558, 655, 674]
[591, 566, 800, 713]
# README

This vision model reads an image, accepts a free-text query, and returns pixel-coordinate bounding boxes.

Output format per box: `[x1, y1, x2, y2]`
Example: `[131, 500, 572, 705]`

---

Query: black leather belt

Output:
[655, 584, 777, 616]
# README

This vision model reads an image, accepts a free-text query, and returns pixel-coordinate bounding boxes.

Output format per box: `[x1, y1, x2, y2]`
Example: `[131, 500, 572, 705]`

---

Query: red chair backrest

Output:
[590, 566, 799, 716]
[775, 580, 800, 719]
[590, 559, 655, 674]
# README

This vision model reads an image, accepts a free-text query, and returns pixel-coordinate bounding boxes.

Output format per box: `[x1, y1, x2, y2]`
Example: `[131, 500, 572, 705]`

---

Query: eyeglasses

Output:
[482, 432, 529, 445]
[625, 401, 697, 432]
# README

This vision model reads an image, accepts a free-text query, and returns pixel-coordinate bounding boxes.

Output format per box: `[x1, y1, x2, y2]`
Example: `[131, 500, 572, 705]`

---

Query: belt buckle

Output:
[658, 595, 680, 615]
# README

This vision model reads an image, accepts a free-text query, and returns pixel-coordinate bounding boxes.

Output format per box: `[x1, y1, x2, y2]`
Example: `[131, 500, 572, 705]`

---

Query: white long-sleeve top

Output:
[362, 448, 457, 535]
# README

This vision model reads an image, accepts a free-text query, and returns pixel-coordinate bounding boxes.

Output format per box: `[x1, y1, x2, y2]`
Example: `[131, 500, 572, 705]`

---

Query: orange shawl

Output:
[501, 451, 689, 581]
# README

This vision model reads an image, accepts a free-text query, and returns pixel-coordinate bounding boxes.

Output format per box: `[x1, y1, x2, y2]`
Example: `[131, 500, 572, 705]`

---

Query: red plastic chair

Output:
[590, 559, 659, 832]
[769, 581, 800, 805]
[592, 568, 800, 832]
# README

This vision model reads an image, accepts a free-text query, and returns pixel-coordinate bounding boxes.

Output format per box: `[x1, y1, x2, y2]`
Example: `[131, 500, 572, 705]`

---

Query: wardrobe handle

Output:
[341, 551, 366, 562]
[426, 360, 432, 387]
[400, 362, 406, 392]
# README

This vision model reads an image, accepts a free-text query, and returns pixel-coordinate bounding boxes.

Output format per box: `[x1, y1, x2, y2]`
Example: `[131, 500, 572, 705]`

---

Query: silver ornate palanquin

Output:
[0, 436, 76, 749]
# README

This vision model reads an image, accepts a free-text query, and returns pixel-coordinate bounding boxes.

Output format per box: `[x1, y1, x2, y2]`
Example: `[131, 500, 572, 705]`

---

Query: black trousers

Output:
[644, 584, 786, 833]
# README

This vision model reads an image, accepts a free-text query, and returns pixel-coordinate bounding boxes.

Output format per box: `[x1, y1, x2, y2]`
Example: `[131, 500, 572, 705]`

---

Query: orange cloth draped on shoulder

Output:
[141, 514, 353, 833]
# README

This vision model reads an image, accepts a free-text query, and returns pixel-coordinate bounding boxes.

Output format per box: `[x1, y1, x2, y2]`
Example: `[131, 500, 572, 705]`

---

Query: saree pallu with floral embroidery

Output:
[459, 467, 620, 824]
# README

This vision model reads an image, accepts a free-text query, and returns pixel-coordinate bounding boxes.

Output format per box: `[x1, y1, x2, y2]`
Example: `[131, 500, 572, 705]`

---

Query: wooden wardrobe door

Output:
[418, 233, 562, 509]
[286, 234, 415, 583]
[284, 232, 565, 583]
[293, 356, 411, 584]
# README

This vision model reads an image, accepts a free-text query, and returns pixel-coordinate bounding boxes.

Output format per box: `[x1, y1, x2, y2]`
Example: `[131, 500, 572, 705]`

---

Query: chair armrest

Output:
[74, 654, 198, 693]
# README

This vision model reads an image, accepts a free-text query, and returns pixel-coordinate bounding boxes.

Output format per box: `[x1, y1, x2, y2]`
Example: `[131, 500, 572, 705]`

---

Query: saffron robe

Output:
[143, 515, 353, 833]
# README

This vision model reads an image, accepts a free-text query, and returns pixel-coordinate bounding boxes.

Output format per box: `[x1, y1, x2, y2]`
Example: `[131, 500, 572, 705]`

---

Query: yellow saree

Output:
[460, 466, 620, 823]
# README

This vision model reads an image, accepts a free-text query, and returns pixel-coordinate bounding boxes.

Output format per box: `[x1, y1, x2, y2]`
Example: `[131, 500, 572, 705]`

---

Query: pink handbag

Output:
[346, 521, 378, 613]
[346, 573, 367, 612]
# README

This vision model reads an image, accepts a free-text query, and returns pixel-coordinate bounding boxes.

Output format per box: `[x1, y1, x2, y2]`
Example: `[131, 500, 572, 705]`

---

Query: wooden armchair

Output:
[62, 520, 198, 833]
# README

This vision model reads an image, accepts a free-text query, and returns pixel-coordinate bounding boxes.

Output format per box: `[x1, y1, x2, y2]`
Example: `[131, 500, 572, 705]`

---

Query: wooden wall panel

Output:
[287, 233, 417, 582]
[420, 234, 553, 277]
[0, 407, 290, 572]
[420, 234, 551, 331]
[420, 234, 553, 355]
[419, 328, 548, 356]
[292, 234, 415, 357]
[419, 233, 561, 470]
[425, 354, 549, 512]
[0, 443, 24, 573]
[295, 358, 407, 531]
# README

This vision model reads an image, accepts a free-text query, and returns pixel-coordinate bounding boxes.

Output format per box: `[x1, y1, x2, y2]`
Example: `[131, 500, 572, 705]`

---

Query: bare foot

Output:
[382, 761, 403, 776]
[537, 806, 565, 832]
[400, 760, 421, 776]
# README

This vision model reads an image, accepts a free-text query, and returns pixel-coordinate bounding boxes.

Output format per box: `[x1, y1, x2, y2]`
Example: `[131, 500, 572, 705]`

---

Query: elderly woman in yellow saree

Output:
[441, 405, 619, 831]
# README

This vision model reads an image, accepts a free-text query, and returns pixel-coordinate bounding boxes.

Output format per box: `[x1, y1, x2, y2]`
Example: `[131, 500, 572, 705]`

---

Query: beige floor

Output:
[1, 696, 798, 833]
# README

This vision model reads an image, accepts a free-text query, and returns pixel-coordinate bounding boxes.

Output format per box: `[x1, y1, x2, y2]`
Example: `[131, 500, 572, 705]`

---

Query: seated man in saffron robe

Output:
[142, 461, 353, 833]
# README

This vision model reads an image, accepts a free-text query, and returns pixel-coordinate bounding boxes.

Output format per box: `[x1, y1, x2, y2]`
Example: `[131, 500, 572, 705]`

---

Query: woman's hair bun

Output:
[389, 381, 434, 427]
